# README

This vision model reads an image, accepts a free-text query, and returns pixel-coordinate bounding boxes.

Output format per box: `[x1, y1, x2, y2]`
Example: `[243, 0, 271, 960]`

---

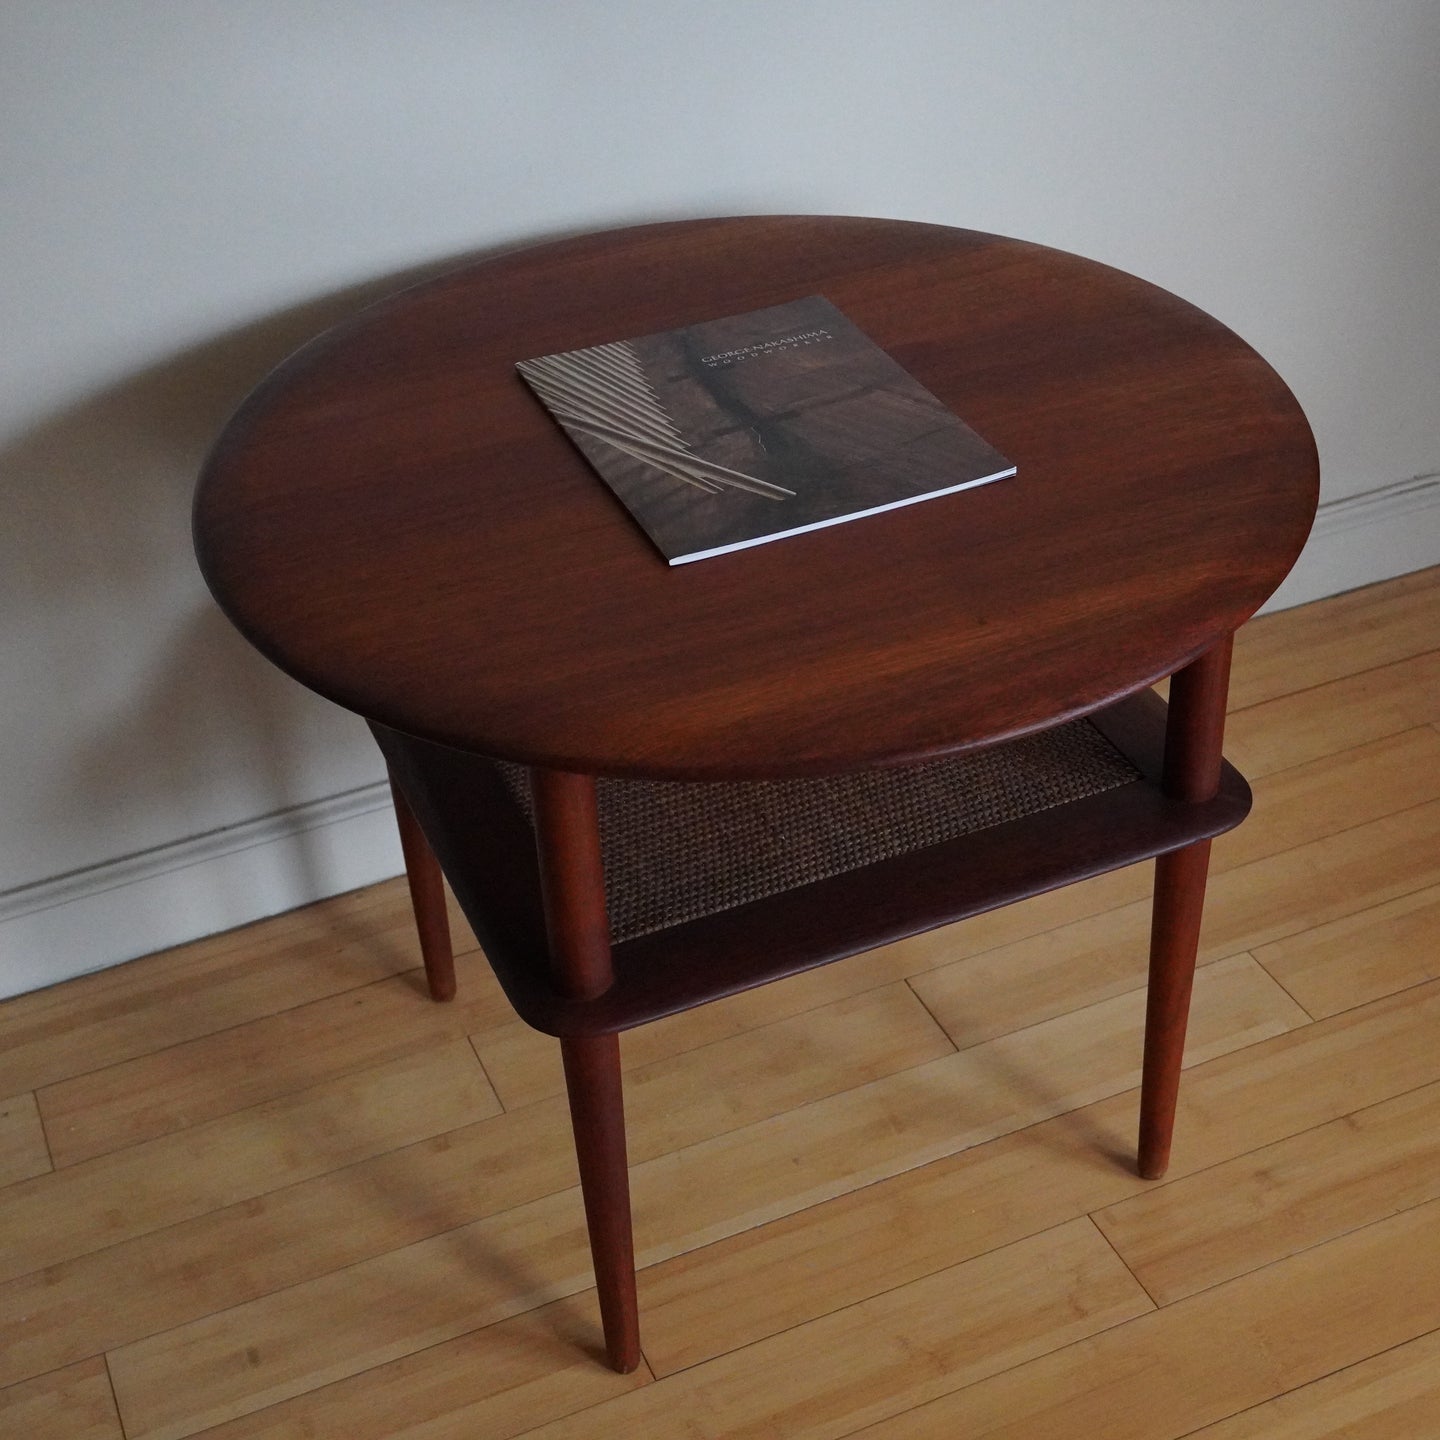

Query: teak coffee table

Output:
[194, 216, 1318, 1372]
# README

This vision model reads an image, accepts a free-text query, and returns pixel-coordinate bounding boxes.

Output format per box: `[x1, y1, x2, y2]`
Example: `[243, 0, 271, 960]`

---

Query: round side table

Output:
[194, 216, 1318, 1371]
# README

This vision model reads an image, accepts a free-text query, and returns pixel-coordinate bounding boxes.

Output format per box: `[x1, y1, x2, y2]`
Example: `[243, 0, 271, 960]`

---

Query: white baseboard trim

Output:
[3, 472, 1437, 1000]
[1258, 472, 1440, 613]
[0, 782, 403, 1001]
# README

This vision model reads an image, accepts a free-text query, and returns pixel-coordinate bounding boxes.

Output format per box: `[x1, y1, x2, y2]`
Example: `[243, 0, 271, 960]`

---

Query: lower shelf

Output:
[376, 690, 1250, 1038]
[493, 717, 1142, 945]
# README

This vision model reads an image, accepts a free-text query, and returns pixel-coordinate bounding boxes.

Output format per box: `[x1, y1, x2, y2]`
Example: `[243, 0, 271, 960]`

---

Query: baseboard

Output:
[1258, 472, 1440, 613]
[0, 782, 403, 1001]
[4, 473, 1437, 1000]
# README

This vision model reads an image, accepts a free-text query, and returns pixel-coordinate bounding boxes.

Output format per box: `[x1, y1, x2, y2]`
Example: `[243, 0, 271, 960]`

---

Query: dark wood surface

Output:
[1138, 636, 1233, 1179]
[385, 772, 455, 1002]
[531, 769, 614, 1001]
[195, 216, 1318, 781]
[560, 1032, 640, 1372]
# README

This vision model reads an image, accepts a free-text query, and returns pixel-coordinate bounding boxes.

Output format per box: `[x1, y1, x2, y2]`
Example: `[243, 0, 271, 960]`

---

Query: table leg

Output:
[532, 767, 640, 1371]
[1139, 839, 1213, 1179]
[562, 1032, 641, 1373]
[1138, 634, 1234, 1180]
[387, 771, 456, 1002]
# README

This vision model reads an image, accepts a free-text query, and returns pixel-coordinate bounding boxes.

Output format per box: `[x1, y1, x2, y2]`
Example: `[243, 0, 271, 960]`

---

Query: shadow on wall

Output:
[0, 233, 574, 907]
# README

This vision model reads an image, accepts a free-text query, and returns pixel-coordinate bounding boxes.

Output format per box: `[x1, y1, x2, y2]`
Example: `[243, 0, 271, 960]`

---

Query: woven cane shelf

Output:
[376, 689, 1250, 1037]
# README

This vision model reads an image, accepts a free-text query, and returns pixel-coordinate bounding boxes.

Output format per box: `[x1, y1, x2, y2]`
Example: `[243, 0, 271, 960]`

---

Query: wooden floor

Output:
[4, 568, 1440, 1440]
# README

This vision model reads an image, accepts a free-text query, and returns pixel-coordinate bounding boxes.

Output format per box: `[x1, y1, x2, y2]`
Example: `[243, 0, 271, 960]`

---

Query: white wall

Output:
[3, 1, 1439, 996]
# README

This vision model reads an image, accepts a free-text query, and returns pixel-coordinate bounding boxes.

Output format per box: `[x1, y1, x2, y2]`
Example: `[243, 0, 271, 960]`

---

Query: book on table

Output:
[516, 295, 1015, 566]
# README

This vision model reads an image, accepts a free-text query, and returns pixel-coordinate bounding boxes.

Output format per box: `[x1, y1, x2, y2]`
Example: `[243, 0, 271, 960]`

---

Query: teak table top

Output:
[194, 216, 1318, 780]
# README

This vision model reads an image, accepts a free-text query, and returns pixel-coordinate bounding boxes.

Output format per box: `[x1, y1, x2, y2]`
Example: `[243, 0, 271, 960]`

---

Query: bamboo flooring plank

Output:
[937, 863, 1153, 952]
[1228, 566, 1440, 712]
[0, 876, 449, 1098]
[909, 903, 1160, 1051]
[0, 1357, 123, 1440]
[1095, 1076, 1440, 1305]
[641, 978, 1440, 1375]
[512, 1221, 1149, 1440]
[902, 852, 1325, 1062]
[0, 984, 945, 1389]
[1183, 1324, 1440, 1438]
[1058, 979, 1440, 1213]
[1210, 726, 1440, 872]
[475, 951, 947, 1114]
[907, 950, 1302, 1115]
[38, 951, 512, 1167]
[101, 958, 1297, 1437]
[0, 1040, 498, 1286]
[120, 1221, 1146, 1440]
[186, 1295, 650, 1440]
[0, 1112, 574, 1392]
[846, 1194, 1440, 1440]
[1254, 884, 1440, 1019]
[0, 1090, 50, 1186]
[1198, 798, 1440, 957]
[910, 738, 1440, 1051]
[615, 983, 954, 1157]
[1225, 648, 1440, 779]
[850, 956, 1296, 1161]
[106, 1185, 611, 1440]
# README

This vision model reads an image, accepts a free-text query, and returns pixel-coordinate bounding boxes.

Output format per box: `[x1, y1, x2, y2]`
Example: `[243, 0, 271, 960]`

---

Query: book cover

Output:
[516, 295, 1015, 566]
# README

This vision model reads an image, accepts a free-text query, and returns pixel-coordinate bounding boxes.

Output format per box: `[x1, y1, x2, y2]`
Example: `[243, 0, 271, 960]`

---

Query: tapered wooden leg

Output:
[387, 773, 456, 1002]
[1138, 634, 1234, 1180]
[561, 1032, 640, 1373]
[532, 767, 640, 1371]
[1138, 839, 1212, 1179]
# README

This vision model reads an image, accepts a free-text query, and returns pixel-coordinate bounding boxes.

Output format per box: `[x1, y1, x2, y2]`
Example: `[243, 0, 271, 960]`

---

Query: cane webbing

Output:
[500, 718, 1139, 944]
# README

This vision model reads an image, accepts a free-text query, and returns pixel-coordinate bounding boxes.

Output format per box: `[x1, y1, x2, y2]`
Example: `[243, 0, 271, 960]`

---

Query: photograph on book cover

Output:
[517, 295, 1015, 564]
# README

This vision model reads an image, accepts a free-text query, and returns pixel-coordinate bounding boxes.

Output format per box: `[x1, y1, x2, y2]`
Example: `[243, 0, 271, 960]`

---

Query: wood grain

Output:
[908, 753, 1440, 1051]
[513, 1221, 1150, 1440]
[0, 1102, 575, 1390]
[1183, 1325, 1440, 1438]
[5, 989, 936, 1389]
[1254, 883, 1440, 1019]
[104, 1187, 617, 1440]
[1224, 646, 1440, 778]
[845, 1194, 1440, 1439]
[0, 1041, 498, 1285]
[101, 961, 1291, 1438]
[1177, 795, 1440, 957]
[0, 876, 449, 1098]
[1228, 565, 1440, 711]
[0, 1357, 122, 1440]
[38, 951, 511, 1166]
[195, 216, 1316, 778]
[1095, 1075, 1440, 1304]
[186, 1295, 650, 1439]
[637, 975, 1440, 1375]
[0, 1090, 49, 1186]
[30, 987, 945, 1399]
[1208, 725, 1440, 872]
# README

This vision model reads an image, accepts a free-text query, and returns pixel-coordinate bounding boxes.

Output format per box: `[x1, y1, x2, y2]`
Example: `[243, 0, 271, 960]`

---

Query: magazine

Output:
[517, 295, 1015, 565]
